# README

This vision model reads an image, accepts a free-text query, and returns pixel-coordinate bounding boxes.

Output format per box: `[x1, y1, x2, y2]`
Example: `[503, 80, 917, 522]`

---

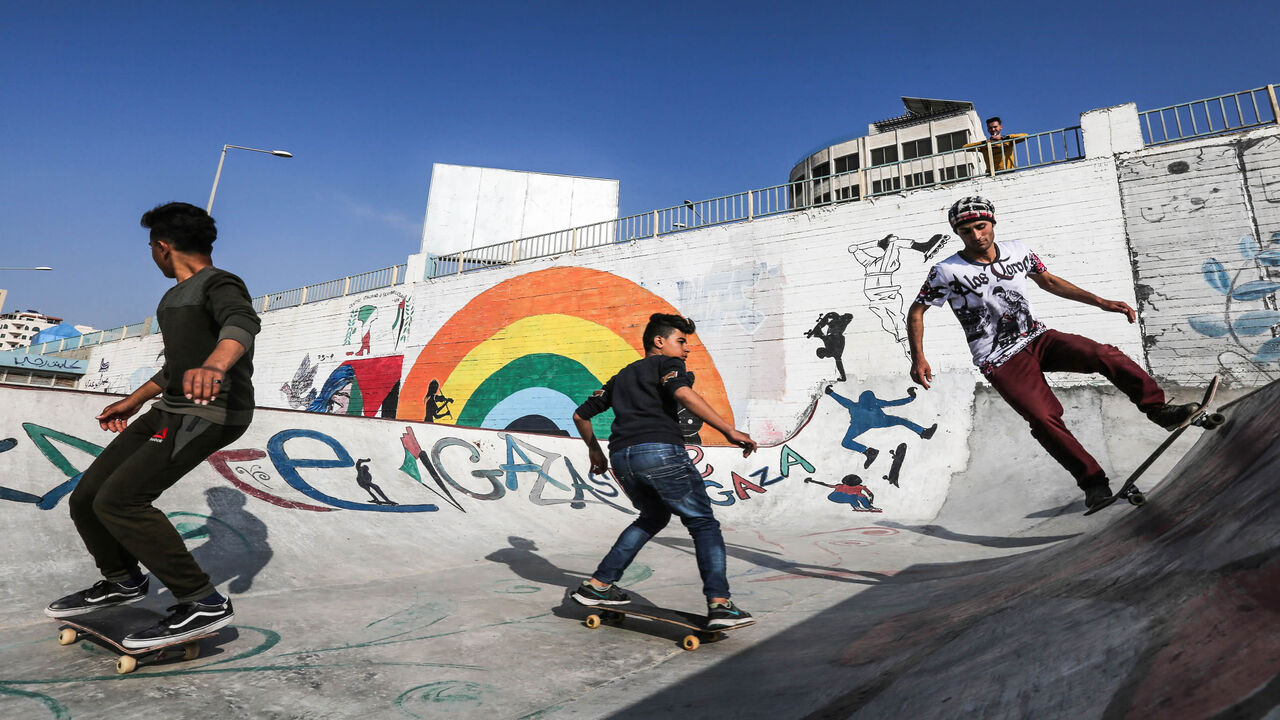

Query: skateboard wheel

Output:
[183, 642, 200, 661]
[58, 628, 78, 646]
[1128, 491, 1146, 506]
[681, 635, 700, 651]
[116, 655, 137, 674]
[585, 614, 601, 629]
[1204, 413, 1225, 429]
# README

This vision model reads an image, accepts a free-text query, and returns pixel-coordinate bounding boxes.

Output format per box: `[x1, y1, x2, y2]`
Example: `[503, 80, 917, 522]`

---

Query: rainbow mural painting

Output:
[398, 267, 736, 444]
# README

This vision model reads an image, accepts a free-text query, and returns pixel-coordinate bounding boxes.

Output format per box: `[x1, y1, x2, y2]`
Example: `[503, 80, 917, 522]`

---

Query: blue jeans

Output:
[593, 443, 730, 600]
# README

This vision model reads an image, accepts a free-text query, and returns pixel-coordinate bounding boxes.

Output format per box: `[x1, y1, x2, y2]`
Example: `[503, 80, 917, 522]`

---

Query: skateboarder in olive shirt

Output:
[571, 313, 758, 629]
[907, 197, 1200, 510]
[45, 202, 260, 649]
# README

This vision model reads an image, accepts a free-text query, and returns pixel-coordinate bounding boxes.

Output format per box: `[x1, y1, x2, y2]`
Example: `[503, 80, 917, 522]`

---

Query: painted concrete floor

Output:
[0, 382, 1276, 719]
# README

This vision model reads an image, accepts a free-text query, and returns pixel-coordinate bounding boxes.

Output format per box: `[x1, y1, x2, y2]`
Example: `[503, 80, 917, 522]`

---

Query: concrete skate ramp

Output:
[0, 380, 1276, 719]
[565, 381, 1280, 720]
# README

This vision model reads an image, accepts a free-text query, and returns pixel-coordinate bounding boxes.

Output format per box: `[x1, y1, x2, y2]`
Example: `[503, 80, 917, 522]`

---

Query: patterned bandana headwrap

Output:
[948, 196, 996, 229]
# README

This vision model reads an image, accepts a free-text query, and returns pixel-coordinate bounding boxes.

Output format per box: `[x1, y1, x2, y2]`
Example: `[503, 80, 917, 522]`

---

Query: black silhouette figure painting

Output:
[355, 458, 397, 505]
[424, 379, 454, 422]
[805, 312, 853, 382]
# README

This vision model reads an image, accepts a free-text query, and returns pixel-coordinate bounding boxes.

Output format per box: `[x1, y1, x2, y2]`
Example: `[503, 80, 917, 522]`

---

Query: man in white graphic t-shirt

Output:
[906, 196, 1200, 509]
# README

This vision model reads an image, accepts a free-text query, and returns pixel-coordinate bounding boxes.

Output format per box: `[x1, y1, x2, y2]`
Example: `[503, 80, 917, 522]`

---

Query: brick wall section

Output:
[1117, 126, 1280, 386]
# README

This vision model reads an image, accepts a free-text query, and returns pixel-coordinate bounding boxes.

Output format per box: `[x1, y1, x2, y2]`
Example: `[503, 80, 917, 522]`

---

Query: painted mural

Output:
[1187, 230, 1280, 382]
[281, 290, 412, 418]
[849, 233, 949, 358]
[397, 267, 737, 443]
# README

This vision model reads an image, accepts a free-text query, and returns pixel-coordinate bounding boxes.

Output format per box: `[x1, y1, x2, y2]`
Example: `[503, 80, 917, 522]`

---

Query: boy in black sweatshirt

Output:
[571, 314, 757, 629]
[45, 202, 259, 649]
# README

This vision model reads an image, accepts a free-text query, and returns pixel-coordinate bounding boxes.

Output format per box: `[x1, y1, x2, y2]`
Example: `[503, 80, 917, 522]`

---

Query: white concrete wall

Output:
[1116, 126, 1280, 386]
[80, 154, 1149, 447]
[418, 164, 619, 257]
[71, 115, 1280, 456]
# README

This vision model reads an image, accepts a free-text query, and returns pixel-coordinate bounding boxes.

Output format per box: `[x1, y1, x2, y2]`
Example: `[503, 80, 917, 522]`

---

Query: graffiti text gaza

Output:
[703, 444, 814, 506]
[202, 427, 636, 515]
[419, 431, 632, 514]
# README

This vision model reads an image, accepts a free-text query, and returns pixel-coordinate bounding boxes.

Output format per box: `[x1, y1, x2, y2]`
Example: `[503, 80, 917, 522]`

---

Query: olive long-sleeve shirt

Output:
[149, 266, 260, 425]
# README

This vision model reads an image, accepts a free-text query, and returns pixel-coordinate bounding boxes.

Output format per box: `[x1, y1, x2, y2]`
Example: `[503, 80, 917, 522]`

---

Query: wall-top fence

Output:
[1140, 84, 1279, 146]
[20, 82, 1280, 358]
[430, 124, 1085, 277]
[20, 264, 409, 356]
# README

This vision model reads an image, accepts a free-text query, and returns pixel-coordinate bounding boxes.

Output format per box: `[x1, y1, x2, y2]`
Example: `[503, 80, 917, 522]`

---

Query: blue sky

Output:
[3, 1, 1276, 329]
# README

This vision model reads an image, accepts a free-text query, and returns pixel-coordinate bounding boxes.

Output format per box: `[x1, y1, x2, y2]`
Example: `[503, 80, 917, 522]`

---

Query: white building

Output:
[789, 97, 987, 206]
[0, 310, 62, 350]
[405, 164, 619, 280]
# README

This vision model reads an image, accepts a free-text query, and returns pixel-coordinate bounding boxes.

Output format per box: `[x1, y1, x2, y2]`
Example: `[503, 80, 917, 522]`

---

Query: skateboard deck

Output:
[1084, 376, 1224, 516]
[581, 602, 753, 651]
[55, 606, 218, 674]
[883, 442, 908, 487]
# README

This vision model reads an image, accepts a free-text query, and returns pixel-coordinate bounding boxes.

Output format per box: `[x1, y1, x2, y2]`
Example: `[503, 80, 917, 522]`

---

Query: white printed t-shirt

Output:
[914, 240, 1048, 375]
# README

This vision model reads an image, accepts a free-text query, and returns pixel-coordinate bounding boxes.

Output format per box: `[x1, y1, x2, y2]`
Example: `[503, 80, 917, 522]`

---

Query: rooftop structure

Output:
[0, 310, 62, 351]
[789, 96, 987, 206]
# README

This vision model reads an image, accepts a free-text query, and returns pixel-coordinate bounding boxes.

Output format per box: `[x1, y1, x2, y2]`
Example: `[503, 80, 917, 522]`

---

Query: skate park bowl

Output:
[0, 379, 1276, 719]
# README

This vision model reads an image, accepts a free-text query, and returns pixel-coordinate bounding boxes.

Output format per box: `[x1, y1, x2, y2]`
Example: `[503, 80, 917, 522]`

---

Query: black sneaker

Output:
[122, 598, 234, 649]
[571, 581, 630, 606]
[1145, 402, 1201, 430]
[707, 600, 754, 630]
[863, 447, 879, 468]
[1084, 483, 1114, 510]
[44, 577, 150, 618]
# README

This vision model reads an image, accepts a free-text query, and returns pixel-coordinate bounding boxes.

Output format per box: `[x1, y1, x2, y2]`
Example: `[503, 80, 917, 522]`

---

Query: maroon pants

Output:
[987, 330, 1165, 488]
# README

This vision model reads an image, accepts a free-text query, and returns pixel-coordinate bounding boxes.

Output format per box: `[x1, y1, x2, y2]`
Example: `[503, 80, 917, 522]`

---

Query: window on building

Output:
[838, 185, 861, 201]
[904, 171, 936, 189]
[834, 153, 859, 174]
[940, 165, 972, 181]
[870, 146, 898, 167]
[811, 162, 830, 179]
[936, 130, 969, 153]
[815, 192, 832, 204]
[871, 177, 902, 194]
[901, 138, 933, 161]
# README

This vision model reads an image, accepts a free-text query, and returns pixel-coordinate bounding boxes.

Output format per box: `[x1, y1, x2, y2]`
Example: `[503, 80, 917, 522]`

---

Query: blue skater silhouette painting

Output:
[825, 386, 936, 467]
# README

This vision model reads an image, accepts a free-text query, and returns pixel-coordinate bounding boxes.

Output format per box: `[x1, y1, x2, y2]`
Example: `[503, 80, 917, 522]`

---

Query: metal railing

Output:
[1140, 84, 1279, 146]
[252, 263, 406, 313]
[21, 264, 408, 355]
[428, 126, 1084, 278]
[31, 82, 1278, 356]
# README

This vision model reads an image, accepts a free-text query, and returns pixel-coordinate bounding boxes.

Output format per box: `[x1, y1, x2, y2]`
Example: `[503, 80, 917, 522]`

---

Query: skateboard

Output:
[55, 606, 218, 674]
[1084, 376, 1225, 516]
[883, 442, 908, 487]
[582, 603, 752, 651]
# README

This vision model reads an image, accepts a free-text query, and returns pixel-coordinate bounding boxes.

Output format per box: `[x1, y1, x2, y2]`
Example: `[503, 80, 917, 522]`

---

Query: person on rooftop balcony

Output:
[907, 196, 1201, 510]
[986, 116, 1006, 141]
[984, 116, 1018, 170]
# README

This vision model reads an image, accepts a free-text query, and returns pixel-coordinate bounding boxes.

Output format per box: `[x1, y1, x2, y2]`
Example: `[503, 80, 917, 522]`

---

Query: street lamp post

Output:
[683, 200, 703, 226]
[207, 144, 293, 213]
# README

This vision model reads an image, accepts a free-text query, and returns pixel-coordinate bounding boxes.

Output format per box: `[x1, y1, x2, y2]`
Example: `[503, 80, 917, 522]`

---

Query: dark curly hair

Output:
[643, 313, 696, 350]
[140, 202, 216, 254]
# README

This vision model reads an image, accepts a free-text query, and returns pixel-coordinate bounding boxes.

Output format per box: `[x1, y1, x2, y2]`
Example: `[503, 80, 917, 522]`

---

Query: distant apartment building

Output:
[0, 310, 62, 350]
[789, 97, 986, 206]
